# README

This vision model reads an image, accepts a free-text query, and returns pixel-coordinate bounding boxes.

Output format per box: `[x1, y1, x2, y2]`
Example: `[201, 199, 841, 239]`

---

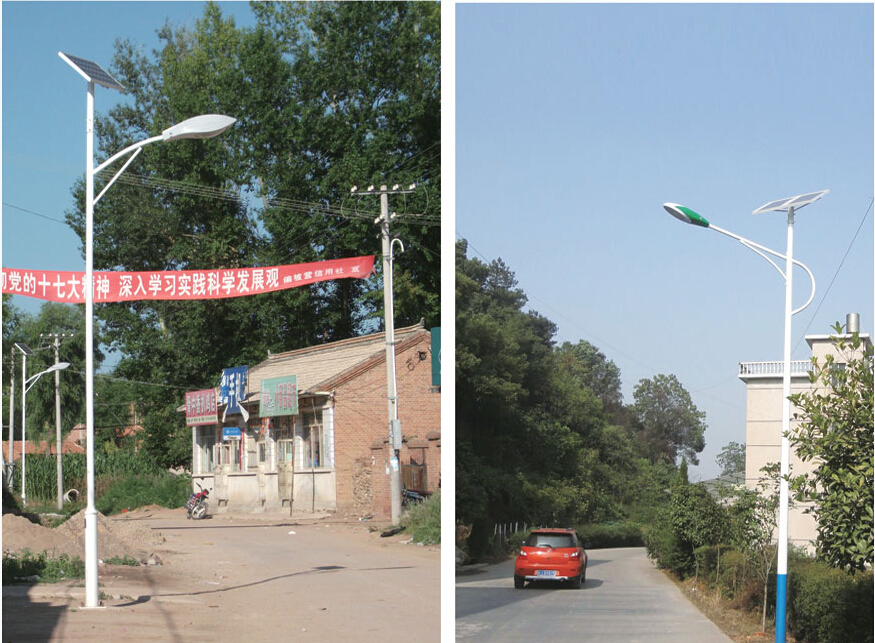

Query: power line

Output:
[3, 202, 68, 226]
[794, 196, 873, 350]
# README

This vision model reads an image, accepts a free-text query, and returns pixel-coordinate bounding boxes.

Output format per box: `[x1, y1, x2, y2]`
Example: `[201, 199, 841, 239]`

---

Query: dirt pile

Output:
[2, 508, 165, 562]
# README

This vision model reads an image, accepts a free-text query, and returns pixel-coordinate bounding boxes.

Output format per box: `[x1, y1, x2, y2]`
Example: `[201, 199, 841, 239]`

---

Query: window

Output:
[274, 416, 294, 464]
[296, 407, 331, 469]
[200, 427, 217, 473]
[258, 441, 268, 464]
[213, 438, 240, 472]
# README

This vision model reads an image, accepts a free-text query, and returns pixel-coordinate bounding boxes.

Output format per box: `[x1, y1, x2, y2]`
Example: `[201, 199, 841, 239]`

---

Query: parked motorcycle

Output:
[184, 483, 210, 520]
[402, 485, 424, 507]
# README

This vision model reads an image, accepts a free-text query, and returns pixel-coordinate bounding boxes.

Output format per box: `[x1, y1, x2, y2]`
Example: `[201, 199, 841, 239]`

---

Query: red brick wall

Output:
[333, 332, 440, 517]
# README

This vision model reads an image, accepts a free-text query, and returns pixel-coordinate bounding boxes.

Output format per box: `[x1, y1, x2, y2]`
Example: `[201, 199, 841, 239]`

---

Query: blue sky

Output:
[2, 1, 258, 364]
[2, 2, 873, 482]
[456, 3, 873, 479]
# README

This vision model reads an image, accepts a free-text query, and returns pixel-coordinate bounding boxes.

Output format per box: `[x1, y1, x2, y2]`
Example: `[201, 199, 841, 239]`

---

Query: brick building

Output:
[189, 322, 440, 520]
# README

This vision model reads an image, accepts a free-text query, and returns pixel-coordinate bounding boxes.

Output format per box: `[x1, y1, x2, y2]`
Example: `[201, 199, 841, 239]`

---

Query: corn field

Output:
[8, 451, 162, 502]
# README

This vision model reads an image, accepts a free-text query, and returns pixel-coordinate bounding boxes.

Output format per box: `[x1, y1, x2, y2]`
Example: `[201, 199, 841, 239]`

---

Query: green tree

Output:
[717, 441, 746, 476]
[728, 476, 781, 632]
[456, 240, 644, 558]
[16, 304, 91, 450]
[788, 326, 874, 573]
[61, 2, 440, 468]
[554, 340, 624, 421]
[630, 373, 706, 465]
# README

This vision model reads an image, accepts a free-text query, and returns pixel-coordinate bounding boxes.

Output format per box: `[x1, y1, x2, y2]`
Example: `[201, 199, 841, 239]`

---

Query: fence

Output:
[494, 521, 528, 547]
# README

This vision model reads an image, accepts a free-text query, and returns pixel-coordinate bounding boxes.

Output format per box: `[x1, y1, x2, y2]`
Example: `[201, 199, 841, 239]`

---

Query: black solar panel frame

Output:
[61, 52, 125, 92]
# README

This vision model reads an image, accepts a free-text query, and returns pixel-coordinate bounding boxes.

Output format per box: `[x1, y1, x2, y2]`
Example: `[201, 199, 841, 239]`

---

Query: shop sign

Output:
[222, 427, 242, 441]
[220, 366, 249, 422]
[185, 388, 218, 426]
[260, 375, 298, 417]
[431, 327, 441, 387]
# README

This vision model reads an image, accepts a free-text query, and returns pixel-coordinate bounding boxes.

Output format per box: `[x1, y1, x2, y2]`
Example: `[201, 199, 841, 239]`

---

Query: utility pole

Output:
[352, 182, 416, 525]
[42, 333, 72, 510]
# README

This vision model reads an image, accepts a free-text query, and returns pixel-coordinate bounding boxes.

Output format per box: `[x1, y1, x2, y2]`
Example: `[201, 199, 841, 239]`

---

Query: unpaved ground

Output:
[2, 506, 440, 642]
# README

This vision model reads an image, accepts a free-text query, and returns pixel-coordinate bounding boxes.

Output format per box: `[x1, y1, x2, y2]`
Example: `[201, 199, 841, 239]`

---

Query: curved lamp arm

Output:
[663, 203, 816, 316]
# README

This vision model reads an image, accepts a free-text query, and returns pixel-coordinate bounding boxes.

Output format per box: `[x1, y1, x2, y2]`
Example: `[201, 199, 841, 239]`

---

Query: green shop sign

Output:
[259, 375, 298, 417]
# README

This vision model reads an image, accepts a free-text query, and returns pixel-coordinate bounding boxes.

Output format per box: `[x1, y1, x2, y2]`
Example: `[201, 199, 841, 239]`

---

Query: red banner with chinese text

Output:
[1, 256, 375, 304]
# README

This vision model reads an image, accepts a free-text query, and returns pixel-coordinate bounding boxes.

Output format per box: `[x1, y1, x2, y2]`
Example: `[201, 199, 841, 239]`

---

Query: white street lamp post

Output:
[13, 343, 35, 505]
[60, 51, 235, 610]
[19, 361, 70, 508]
[663, 190, 826, 643]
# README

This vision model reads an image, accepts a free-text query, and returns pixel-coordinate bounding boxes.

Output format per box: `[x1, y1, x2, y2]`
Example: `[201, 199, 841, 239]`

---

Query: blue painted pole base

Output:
[775, 572, 787, 643]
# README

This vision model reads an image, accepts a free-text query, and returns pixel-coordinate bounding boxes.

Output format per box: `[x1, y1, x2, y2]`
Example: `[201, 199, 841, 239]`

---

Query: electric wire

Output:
[793, 197, 873, 351]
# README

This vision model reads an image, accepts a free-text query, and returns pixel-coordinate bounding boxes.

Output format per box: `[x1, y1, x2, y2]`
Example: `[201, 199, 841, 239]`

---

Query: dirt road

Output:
[2, 507, 439, 642]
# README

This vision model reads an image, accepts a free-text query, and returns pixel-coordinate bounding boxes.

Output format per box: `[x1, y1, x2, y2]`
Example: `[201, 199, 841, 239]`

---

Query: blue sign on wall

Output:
[222, 426, 242, 441]
[220, 366, 249, 420]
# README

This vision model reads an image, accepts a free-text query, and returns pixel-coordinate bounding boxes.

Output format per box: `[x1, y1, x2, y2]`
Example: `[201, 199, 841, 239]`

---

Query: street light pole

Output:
[663, 190, 826, 643]
[7, 351, 15, 487]
[14, 343, 34, 506]
[19, 362, 71, 508]
[61, 51, 235, 609]
[775, 206, 795, 643]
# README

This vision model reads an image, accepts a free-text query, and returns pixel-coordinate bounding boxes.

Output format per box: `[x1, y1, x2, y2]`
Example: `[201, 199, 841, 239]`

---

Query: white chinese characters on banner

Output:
[1, 256, 375, 304]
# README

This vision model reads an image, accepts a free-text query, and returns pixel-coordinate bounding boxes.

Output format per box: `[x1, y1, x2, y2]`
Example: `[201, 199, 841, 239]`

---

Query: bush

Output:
[576, 522, 644, 549]
[95, 473, 191, 515]
[788, 560, 873, 643]
[645, 518, 695, 577]
[400, 492, 440, 545]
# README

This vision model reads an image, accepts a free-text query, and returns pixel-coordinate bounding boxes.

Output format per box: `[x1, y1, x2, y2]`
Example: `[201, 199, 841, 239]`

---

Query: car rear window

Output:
[525, 533, 575, 548]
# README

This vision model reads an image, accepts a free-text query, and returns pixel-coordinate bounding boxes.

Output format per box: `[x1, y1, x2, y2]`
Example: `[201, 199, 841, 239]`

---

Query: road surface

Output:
[456, 547, 732, 642]
[3, 507, 439, 642]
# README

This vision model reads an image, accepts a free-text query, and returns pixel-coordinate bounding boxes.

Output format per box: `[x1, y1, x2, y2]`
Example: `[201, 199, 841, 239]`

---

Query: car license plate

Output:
[536, 570, 556, 577]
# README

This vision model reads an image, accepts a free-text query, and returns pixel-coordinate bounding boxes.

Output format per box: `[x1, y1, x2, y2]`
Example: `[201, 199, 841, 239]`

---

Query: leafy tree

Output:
[2, 302, 93, 447]
[717, 441, 746, 476]
[788, 326, 874, 573]
[678, 457, 689, 485]
[60, 2, 439, 467]
[15, 304, 91, 450]
[728, 475, 781, 632]
[455, 240, 652, 558]
[630, 373, 706, 465]
[670, 483, 729, 551]
[554, 340, 624, 421]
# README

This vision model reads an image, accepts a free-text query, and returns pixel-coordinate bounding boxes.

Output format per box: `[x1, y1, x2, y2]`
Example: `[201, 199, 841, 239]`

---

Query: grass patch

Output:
[95, 473, 191, 515]
[400, 492, 440, 545]
[2, 550, 85, 584]
[104, 555, 140, 567]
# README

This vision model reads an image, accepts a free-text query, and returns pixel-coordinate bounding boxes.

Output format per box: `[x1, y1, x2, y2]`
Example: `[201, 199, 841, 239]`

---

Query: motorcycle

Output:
[184, 483, 210, 520]
[401, 485, 425, 507]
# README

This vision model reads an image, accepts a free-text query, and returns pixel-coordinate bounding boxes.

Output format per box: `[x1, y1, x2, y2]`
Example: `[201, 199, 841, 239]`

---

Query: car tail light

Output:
[570, 551, 580, 558]
[519, 550, 527, 557]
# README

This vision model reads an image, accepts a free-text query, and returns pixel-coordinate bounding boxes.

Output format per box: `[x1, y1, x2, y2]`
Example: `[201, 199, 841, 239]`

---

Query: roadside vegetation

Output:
[2, 550, 85, 584]
[401, 492, 441, 545]
[456, 243, 873, 643]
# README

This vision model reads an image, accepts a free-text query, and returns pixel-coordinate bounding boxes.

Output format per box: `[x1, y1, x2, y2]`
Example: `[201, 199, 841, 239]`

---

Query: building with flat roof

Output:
[738, 313, 871, 550]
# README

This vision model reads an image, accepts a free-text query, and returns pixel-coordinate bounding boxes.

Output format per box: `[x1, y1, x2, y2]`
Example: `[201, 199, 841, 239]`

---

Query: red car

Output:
[514, 527, 588, 589]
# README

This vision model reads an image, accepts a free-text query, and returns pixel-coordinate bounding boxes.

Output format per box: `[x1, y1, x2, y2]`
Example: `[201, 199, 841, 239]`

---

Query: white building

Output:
[738, 313, 871, 550]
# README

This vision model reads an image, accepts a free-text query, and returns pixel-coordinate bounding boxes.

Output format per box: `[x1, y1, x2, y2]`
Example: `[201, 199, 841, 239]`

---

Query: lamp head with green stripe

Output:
[663, 203, 710, 228]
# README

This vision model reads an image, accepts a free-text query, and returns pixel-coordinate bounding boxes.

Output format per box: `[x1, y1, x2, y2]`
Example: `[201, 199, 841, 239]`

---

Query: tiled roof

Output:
[242, 321, 428, 400]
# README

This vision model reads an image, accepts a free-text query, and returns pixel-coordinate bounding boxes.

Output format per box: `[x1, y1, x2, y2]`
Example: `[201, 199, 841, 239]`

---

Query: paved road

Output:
[456, 547, 732, 642]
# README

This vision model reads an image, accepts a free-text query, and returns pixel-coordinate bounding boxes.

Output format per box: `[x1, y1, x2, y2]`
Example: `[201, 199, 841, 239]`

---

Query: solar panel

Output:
[59, 52, 125, 92]
[752, 190, 828, 215]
